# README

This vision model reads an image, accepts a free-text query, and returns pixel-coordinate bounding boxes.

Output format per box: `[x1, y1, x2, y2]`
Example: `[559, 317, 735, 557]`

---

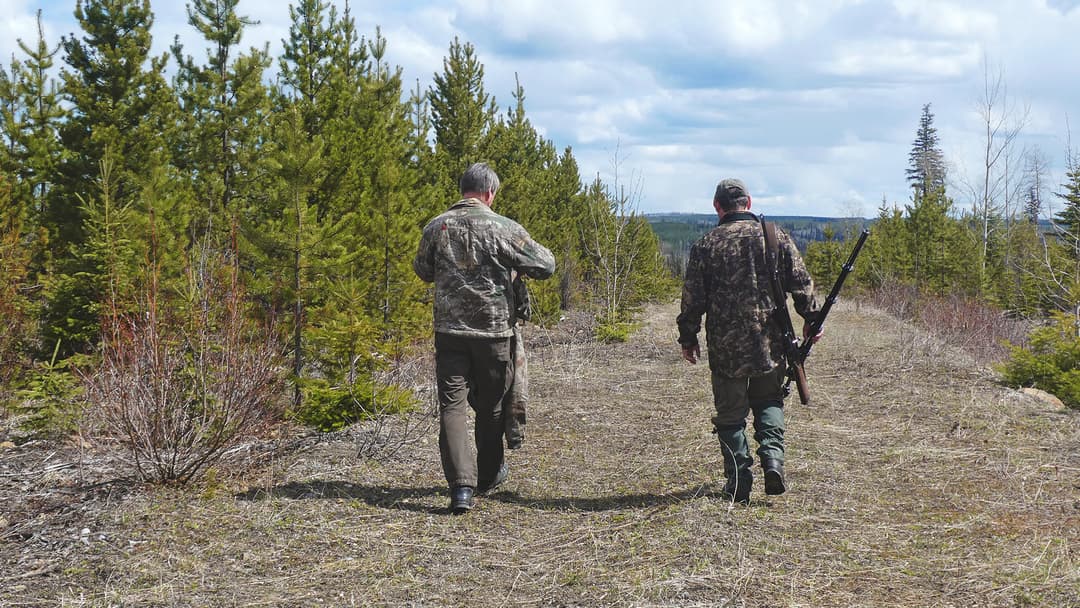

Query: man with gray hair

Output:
[414, 162, 556, 514]
[676, 178, 819, 504]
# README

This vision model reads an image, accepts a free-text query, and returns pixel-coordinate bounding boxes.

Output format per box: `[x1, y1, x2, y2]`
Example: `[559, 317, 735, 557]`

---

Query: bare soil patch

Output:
[2, 301, 1077, 607]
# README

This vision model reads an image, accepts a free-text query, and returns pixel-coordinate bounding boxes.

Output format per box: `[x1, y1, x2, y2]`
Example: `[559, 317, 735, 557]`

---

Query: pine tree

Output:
[9, 11, 65, 227]
[278, 0, 335, 126]
[0, 174, 36, 381]
[428, 37, 497, 199]
[53, 0, 172, 258]
[241, 107, 326, 407]
[348, 31, 428, 349]
[172, 0, 270, 243]
[862, 199, 913, 289]
[1054, 163, 1080, 257]
[906, 103, 946, 199]
[45, 0, 174, 354]
[551, 147, 588, 311]
[43, 153, 140, 352]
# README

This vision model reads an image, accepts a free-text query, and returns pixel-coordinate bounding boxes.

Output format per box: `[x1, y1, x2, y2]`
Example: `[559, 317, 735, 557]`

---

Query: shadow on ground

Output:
[485, 485, 758, 511]
[236, 481, 447, 513]
[235, 480, 761, 513]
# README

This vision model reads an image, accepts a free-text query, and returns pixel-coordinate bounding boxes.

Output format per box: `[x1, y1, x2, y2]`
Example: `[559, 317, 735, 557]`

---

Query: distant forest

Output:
[647, 213, 871, 274]
[649, 212, 1057, 278]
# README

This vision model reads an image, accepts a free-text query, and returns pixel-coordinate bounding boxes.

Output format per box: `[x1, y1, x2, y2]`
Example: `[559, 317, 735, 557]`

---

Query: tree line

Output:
[0, 0, 674, 449]
[802, 100, 1080, 408]
[804, 100, 1080, 318]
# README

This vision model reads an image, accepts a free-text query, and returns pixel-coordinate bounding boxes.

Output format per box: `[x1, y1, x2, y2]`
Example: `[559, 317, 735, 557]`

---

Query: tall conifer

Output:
[172, 0, 270, 243]
[46, 0, 173, 353]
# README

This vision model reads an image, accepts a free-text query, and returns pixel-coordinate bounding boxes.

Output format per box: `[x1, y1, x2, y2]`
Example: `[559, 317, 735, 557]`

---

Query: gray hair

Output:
[459, 162, 500, 195]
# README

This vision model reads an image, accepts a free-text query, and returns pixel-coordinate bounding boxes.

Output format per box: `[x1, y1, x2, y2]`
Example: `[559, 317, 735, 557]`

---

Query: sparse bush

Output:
[863, 281, 1030, 363]
[998, 312, 1080, 410]
[594, 318, 639, 343]
[83, 261, 287, 485]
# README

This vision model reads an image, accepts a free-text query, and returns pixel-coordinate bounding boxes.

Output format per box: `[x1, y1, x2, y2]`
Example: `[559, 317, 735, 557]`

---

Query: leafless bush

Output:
[916, 292, 1032, 361]
[353, 353, 438, 460]
[862, 282, 1032, 363]
[863, 280, 920, 321]
[83, 266, 287, 485]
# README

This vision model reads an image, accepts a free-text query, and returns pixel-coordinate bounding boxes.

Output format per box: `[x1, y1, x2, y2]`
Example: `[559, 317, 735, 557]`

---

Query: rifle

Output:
[761, 217, 869, 404]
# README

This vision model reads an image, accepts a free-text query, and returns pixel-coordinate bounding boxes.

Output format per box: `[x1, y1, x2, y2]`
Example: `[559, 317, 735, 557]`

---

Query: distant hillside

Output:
[648, 212, 1057, 276]
[647, 213, 871, 266]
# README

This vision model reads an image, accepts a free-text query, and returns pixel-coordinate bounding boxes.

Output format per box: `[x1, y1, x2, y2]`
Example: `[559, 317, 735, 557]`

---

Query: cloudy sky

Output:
[3, 0, 1080, 217]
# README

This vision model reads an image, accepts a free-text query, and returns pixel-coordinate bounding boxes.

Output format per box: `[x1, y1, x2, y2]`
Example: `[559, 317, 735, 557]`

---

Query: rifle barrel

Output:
[799, 229, 869, 360]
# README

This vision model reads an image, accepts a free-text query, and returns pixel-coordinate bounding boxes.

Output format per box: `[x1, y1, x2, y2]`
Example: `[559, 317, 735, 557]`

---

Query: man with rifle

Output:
[676, 179, 820, 504]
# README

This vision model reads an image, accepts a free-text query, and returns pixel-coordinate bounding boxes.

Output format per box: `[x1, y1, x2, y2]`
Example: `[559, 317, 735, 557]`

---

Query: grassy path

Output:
[2, 301, 1077, 606]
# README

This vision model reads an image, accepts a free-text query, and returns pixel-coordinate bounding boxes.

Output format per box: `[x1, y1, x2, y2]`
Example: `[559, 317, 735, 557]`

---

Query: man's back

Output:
[679, 212, 815, 378]
[414, 198, 554, 339]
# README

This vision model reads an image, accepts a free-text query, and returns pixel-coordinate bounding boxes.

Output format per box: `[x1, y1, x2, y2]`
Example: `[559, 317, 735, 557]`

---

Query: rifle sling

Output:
[761, 220, 790, 328]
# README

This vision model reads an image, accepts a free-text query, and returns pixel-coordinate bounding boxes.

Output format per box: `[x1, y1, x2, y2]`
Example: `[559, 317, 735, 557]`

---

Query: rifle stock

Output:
[792, 360, 810, 405]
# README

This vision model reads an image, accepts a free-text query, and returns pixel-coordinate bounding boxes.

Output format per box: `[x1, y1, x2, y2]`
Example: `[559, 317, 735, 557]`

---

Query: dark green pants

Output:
[710, 366, 786, 474]
[435, 333, 512, 489]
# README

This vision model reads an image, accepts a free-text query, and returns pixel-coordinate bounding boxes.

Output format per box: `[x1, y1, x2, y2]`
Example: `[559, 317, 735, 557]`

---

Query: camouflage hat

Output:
[714, 178, 750, 208]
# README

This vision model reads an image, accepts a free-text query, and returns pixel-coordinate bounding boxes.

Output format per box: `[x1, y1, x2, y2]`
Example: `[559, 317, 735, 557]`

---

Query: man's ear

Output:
[713, 199, 722, 215]
[745, 195, 752, 210]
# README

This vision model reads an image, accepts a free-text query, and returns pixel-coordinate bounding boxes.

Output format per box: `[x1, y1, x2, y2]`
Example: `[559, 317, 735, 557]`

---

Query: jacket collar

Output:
[719, 211, 758, 225]
[450, 197, 487, 210]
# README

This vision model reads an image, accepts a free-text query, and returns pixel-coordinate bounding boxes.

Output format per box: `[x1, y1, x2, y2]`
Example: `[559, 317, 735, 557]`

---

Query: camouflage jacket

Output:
[413, 198, 555, 338]
[676, 212, 818, 378]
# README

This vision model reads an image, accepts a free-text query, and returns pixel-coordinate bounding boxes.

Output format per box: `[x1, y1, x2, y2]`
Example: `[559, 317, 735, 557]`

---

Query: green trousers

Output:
[435, 333, 512, 489]
[710, 366, 786, 475]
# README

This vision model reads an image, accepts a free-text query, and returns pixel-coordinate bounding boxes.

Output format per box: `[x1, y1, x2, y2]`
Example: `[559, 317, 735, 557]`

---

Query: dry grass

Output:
[1, 300, 1077, 607]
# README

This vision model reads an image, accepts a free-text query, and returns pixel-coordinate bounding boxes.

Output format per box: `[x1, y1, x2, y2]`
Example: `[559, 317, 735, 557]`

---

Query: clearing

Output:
[1, 300, 1077, 607]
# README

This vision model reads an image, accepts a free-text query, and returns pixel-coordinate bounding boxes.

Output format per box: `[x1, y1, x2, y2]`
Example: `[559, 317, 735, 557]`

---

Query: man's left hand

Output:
[681, 344, 700, 364]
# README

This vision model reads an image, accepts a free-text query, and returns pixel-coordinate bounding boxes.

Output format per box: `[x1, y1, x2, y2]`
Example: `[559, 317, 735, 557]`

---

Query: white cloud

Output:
[4, 0, 1079, 217]
[891, 1, 999, 38]
[820, 38, 981, 79]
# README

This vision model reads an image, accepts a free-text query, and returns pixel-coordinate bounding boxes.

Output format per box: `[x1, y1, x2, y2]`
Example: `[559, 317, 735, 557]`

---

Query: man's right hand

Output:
[681, 344, 700, 364]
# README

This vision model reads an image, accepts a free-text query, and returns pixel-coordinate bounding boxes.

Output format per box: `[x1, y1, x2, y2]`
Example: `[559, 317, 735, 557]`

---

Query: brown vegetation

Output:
[1, 300, 1077, 606]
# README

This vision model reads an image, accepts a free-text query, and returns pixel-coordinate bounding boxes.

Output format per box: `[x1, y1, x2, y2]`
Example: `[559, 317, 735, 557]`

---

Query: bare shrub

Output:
[862, 282, 1032, 364]
[83, 264, 287, 485]
[351, 353, 439, 460]
[916, 292, 1032, 361]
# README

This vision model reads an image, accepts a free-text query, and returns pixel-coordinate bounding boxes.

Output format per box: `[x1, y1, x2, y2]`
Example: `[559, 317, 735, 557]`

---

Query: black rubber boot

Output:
[762, 458, 787, 496]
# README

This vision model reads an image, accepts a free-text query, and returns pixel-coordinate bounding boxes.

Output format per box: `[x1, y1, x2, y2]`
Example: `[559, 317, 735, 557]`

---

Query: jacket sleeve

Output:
[676, 242, 707, 347]
[503, 226, 556, 280]
[413, 223, 436, 283]
[779, 230, 818, 322]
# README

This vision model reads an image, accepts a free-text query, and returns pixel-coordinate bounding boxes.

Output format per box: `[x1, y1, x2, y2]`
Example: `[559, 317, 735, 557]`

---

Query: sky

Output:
[3, 0, 1080, 218]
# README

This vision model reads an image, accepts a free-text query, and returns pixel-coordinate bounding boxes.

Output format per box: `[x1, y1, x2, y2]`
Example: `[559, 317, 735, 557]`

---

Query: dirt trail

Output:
[1, 300, 1077, 607]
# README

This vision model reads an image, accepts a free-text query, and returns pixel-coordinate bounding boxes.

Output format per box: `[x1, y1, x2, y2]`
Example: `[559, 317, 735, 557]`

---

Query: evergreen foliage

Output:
[428, 37, 497, 200]
[0, 175, 36, 384]
[999, 312, 1080, 410]
[0, 4, 687, 441]
[906, 103, 946, 197]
